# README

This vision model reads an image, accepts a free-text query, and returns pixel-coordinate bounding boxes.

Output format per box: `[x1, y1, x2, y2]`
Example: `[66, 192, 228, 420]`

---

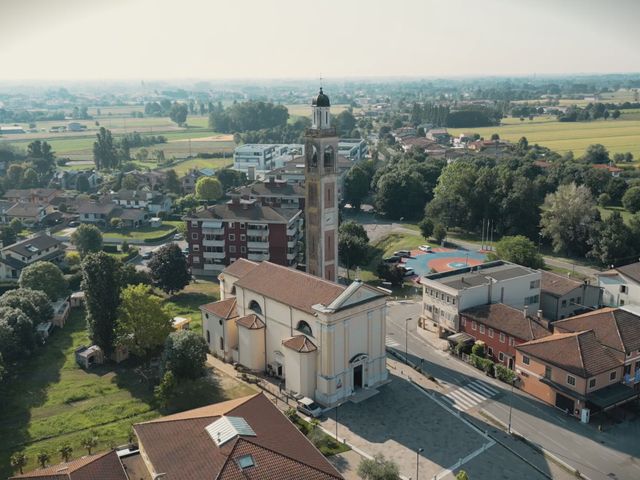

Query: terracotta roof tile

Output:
[223, 258, 259, 278]
[236, 314, 265, 330]
[200, 297, 238, 320]
[461, 303, 551, 342]
[232, 262, 344, 314]
[517, 330, 621, 377]
[540, 270, 583, 297]
[9, 451, 127, 480]
[133, 393, 342, 480]
[283, 335, 318, 353]
[554, 307, 640, 354]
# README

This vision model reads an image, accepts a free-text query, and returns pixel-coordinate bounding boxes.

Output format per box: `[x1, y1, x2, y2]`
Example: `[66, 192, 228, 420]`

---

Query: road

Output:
[386, 301, 640, 480]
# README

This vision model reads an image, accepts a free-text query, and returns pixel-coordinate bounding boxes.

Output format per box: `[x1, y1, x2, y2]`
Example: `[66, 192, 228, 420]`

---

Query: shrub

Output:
[471, 341, 486, 358]
[495, 364, 517, 384]
[470, 353, 494, 375]
[102, 244, 118, 253]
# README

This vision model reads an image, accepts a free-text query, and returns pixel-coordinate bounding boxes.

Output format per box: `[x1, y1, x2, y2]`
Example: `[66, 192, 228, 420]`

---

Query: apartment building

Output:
[233, 144, 303, 172]
[230, 176, 305, 210]
[597, 261, 640, 307]
[540, 270, 602, 321]
[185, 196, 303, 275]
[420, 261, 541, 337]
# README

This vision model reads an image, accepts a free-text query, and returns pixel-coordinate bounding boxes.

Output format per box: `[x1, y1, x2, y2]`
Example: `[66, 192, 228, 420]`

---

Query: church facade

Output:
[304, 88, 339, 281]
[201, 259, 389, 407]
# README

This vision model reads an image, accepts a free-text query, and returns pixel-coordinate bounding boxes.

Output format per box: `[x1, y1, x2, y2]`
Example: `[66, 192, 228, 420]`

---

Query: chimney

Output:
[523, 305, 528, 319]
[230, 194, 240, 205]
[247, 166, 256, 181]
[537, 309, 543, 321]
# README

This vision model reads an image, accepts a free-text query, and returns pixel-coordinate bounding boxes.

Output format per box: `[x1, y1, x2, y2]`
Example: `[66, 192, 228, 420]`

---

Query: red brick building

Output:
[185, 197, 302, 276]
[231, 176, 305, 210]
[460, 303, 551, 369]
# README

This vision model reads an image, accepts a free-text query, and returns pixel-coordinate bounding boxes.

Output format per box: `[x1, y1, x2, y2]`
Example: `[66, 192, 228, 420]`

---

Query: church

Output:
[200, 89, 389, 406]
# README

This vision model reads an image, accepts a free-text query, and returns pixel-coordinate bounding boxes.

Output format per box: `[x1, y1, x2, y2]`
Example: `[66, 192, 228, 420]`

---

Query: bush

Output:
[470, 353, 494, 375]
[471, 341, 486, 358]
[495, 363, 517, 384]
[102, 244, 118, 253]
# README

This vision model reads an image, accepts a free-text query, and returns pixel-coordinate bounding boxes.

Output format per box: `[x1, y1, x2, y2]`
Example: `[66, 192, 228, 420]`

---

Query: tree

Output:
[148, 243, 190, 294]
[169, 103, 188, 126]
[6, 164, 23, 188]
[80, 435, 98, 455]
[0, 225, 17, 246]
[338, 228, 369, 280]
[375, 263, 404, 285]
[334, 110, 357, 136]
[0, 288, 53, 326]
[165, 169, 181, 194]
[71, 224, 103, 257]
[375, 170, 428, 219]
[82, 253, 122, 355]
[76, 174, 90, 192]
[116, 284, 172, 360]
[93, 127, 118, 170]
[154, 370, 177, 408]
[195, 177, 222, 202]
[598, 193, 612, 207]
[217, 168, 248, 191]
[622, 186, 640, 214]
[22, 168, 39, 188]
[59, 444, 73, 462]
[343, 165, 371, 210]
[121, 174, 138, 190]
[456, 471, 470, 480]
[162, 330, 208, 380]
[357, 453, 401, 480]
[10, 452, 27, 474]
[540, 183, 599, 256]
[0, 306, 35, 359]
[581, 144, 610, 164]
[19, 261, 67, 301]
[494, 236, 544, 269]
[611, 109, 621, 119]
[418, 218, 434, 240]
[9, 218, 23, 236]
[339, 221, 368, 242]
[37, 452, 50, 469]
[588, 212, 634, 267]
[433, 223, 446, 244]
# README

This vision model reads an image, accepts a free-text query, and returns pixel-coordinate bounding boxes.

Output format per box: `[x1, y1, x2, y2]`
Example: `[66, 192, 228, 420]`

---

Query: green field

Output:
[0, 282, 257, 478]
[598, 206, 634, 224]
[449, 115, 640, 161]
[162, 156, 234, 175]
[102, 223, 176, 242]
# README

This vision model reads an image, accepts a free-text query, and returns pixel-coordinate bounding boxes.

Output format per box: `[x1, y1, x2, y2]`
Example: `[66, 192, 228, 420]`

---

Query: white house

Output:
[201, 259, 389, 406]
[420, 260, 542, 336]
[0, 233, 65, 281]
[598, 262, 640, 307]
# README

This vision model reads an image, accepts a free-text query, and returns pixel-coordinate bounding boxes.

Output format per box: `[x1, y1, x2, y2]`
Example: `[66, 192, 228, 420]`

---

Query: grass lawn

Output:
[162, 156, 234, 176]
[597, 205, 634, 224]
[102, 223, 176, 242]
[288, 413, 350, 457]
[0, 299, 253, 478]
[448, 116, 640, 162]
[163, 279, 220, 333]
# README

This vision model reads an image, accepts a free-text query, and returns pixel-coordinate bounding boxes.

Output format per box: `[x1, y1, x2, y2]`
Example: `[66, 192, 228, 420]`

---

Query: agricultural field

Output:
[162, 156, 234, 176]
[0, 282, 256, 478]
[449, 115, 640, 161]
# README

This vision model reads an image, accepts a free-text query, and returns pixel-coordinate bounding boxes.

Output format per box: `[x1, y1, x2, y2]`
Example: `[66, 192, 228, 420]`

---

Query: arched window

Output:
[323, 146, 334, 170]
[248, 300, 262, 315]
[231, 285, 236, 296]
[310, 145, 318, 168]
[296, 320, 313, 337]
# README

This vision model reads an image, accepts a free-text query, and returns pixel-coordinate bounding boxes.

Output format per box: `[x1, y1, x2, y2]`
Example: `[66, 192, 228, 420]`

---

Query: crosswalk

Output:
[441, 380, 499, 412]
[385, 335, 401, 349]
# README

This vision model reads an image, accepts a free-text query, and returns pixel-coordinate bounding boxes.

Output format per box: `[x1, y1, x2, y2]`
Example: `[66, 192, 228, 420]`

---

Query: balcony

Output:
[247, 241, 269, 249]
[203, 239, 225, 247]
[202, 227, 224, 235]
[203, 251, 226, 260]
[248, 252, 269, 261]
[247, 224, 269, 232]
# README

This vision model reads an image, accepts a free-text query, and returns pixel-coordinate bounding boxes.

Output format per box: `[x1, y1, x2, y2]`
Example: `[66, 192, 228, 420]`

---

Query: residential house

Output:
[459, 303, 551, 369]
[267, 158, 306, 185]
[116, 208, 150, 228]
[180, 169, 202, 194]
[0, 233, 65, 281]
[231, 177, 305, 210]
[598, 261, 640, 307]
[185, 196, 303, 275]
[540, 270, 602, 321]
[111, 189, 172, 214]
[203, 260, 388, 406]
[129, 170, 167, 191]
[67, 122, 87, 132]
[4, 203, 54, 227]
[76, 200, 117, 226]
[426, 128, 451, 144]
[0, 199, 14, 223]
[338, 138, 368, 160]
[4, 188, 62, 205]
[420, 261, 542, 337]
[593, 163, 623, 177]
[11, 393, 343, 479]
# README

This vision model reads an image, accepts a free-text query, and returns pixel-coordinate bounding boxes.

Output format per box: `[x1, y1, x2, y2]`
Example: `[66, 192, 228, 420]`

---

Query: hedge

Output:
[143, 228, 176, 244]
[495, 363, 517, 384]
[470, 353, 495, 376]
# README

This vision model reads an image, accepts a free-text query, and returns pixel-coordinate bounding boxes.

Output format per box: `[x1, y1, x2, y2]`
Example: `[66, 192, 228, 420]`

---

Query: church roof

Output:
[313, 88, 330, 107]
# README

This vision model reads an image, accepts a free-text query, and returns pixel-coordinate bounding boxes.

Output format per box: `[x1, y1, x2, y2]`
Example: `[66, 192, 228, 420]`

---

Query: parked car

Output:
[393, 250, 411, 258]
[383, 255, 401, 264]
[418, 245, 432, 252]
[141, 251, 153, 260]
[68, 221, 80, 227]
[173, 233, 184, 240]
[399, 265, 415, 276]
[297, 397, 323, 418]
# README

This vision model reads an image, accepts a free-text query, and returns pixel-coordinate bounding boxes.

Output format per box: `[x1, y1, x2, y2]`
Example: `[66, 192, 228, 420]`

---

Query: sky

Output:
[1, 0, 639, 81]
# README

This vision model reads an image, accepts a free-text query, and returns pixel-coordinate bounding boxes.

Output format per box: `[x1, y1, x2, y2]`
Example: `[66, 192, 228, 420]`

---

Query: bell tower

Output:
[305, 88, 339, 282]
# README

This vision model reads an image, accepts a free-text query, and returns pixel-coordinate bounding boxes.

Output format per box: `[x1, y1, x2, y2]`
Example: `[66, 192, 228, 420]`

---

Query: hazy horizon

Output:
[1, 0, 639, 81]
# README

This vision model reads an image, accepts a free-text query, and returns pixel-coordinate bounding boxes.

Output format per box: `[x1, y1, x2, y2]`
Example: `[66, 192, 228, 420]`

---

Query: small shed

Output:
[110, 345, 130, 363]
[172, 316, 191, 331]
[75, 345, 105, 369]
[52, 299, 70, 327]
[37, 321, 54, 340]
[70, 291, 85, 308]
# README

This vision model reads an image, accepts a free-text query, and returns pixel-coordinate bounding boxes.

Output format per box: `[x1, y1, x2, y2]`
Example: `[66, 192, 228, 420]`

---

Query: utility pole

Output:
[405, 318, 411, 365]
[507, 378, 515, 434]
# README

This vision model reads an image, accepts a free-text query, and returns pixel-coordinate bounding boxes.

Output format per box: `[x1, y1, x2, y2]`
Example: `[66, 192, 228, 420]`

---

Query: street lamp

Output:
[507, 378, 515, 434]
[416, 447, 424, 479]
[405, 317, 411, 365]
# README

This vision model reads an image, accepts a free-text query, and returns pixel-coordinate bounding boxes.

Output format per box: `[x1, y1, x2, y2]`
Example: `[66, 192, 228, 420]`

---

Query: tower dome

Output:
[313, 88, 330, 107]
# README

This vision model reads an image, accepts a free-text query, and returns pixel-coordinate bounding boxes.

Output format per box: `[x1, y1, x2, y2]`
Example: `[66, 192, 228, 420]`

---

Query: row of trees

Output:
[209, 100, 289, 133]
